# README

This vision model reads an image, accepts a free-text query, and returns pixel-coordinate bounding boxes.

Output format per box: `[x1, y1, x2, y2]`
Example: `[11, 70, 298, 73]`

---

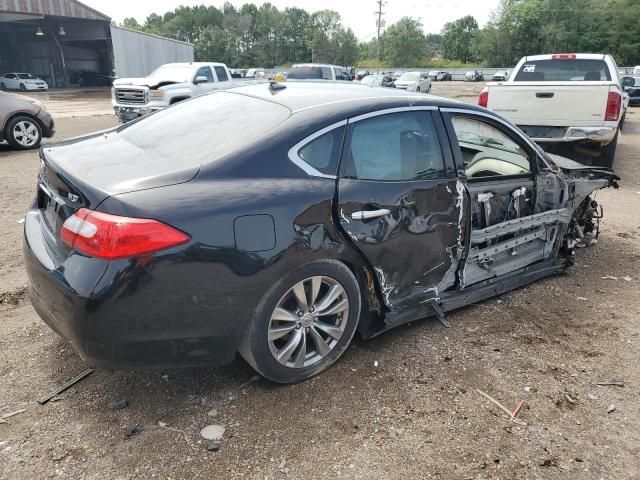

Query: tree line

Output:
[122, 0, 640, 68]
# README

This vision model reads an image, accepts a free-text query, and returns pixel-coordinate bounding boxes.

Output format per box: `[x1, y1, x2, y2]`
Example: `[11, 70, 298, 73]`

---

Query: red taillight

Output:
[605, 91, 621, 121]
[478, 88, 489, 108]
[552, 54, 576, 60]
[61, 208, 190, 260]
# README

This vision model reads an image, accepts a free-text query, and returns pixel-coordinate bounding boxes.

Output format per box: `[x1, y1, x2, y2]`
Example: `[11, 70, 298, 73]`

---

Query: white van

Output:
[633, 66, 640, 75]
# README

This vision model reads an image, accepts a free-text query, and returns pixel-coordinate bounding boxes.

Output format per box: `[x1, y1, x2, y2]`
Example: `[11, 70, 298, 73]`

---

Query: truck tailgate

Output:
[488, 83, 610, 127]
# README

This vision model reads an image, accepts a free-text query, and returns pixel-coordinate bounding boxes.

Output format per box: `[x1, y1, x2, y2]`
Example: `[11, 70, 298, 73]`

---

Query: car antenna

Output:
[269, 81, 286, 91]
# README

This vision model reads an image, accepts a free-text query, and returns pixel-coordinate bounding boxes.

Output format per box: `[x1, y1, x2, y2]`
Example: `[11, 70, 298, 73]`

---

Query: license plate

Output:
[42, 194, 59, 233]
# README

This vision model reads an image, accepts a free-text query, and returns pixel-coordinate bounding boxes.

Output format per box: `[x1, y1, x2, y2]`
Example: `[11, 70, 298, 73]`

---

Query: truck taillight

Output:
[61, 208, 190, 260]
[478, 88, 489, 108]
[552, 54, 577, 60]
[605, 92, 621, 121]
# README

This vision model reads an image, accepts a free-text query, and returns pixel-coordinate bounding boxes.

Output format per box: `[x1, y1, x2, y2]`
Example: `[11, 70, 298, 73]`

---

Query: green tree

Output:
[380, 17, 426, 67]
[442, 15, 479, 63]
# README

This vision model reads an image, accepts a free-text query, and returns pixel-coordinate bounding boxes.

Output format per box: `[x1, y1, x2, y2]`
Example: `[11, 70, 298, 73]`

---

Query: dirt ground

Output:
[1, 84, 639, 480]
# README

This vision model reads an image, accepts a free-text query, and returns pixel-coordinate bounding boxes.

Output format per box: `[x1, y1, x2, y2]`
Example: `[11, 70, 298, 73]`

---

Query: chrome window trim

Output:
[440, 107, 538, 151]
[348, 105, 438, 124]
[287, 119, 347, 179]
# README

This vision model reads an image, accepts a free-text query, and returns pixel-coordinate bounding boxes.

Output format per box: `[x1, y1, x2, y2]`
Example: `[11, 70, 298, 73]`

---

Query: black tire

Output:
[0, 82, 5, 91]
[19, 83, 26, 91]
[239, 260, 361, 383]
[5, 115, 43, 150]
[593, 132, 618, 168]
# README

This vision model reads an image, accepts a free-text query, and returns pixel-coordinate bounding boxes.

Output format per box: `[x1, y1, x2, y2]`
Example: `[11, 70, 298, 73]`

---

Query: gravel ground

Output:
[1, 84, 639, 479]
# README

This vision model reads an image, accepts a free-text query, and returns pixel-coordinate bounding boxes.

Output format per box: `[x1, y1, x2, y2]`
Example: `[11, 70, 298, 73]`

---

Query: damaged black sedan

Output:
[24, 82, 619, 383]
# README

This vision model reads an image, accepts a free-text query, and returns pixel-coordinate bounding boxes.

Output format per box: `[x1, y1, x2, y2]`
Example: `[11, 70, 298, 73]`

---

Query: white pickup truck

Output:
[479, 54, 624, 167]
[112, 62, 234, 122]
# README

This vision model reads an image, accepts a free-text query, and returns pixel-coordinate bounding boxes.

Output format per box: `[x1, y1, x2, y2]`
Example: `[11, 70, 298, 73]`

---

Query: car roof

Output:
[226, 81, 472, 114]
[292, 63, 345, 69]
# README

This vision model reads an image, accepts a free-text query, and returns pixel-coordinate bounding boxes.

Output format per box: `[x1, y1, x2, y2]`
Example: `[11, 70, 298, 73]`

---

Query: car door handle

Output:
[351, 209, 391, 220]
[536, 92, 555, 98]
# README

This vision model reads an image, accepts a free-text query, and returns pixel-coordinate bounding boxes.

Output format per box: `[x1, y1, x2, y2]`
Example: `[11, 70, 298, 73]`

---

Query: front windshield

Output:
[400, 72, 419, 81]
[17, 73, 37, 79]
[148, 65, 193, 83]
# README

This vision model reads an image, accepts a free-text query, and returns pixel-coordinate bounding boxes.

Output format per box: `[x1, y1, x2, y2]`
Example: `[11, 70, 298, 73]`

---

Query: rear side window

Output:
[514, 59, 611, 82]
[214, 66, 228, 82]
[118, 92, 290, 165]
[298, 127, 345, 175]
[344, 111, 445, 181]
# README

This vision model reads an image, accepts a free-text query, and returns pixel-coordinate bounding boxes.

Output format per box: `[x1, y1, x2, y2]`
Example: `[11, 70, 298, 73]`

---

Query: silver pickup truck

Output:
[112, 62, 234, 122]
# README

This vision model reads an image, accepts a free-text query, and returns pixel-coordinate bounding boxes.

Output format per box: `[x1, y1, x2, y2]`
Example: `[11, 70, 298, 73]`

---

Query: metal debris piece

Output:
[607, 404, 616, 413]
[37, 369, 94, 405]
[430, 300, 450, 328]
[2, 409, 26, 419]
[595, 382, 625, 387]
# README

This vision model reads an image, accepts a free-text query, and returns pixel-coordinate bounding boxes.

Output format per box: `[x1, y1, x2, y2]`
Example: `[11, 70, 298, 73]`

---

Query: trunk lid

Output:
[487, 83, 611, 126]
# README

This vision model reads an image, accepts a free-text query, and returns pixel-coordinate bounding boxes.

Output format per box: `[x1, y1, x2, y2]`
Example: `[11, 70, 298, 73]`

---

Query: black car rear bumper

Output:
[23, 209, 251, 370]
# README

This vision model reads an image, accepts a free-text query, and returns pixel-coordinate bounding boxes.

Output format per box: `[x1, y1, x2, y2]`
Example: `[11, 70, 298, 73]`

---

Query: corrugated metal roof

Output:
[0, 0, 110, 21]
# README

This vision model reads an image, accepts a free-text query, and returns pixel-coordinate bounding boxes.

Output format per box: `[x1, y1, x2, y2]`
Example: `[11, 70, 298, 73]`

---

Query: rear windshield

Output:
[514, 59, 611, 82]
[288, 66, 332, 80]
[118, 92, 290, 164]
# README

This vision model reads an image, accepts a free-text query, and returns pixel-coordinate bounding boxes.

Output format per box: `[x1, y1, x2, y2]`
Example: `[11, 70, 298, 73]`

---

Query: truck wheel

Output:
[593, 132, 618, 168]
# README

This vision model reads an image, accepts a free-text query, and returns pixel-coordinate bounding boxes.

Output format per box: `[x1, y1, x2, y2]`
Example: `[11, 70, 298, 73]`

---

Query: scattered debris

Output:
[239, 375, 261, 389]
[601, 275, 618, 280]
[595, 382, 625, 387]
[576, 297, 588, 301]
[4, 444, 18, 454]
[16, 218, 25, 224]
[392, 427, 405, 436]
[125, 426, 140, 438]
[510, 399, 526, 422]
[277, 457, 290, 474]
[476, 389, 527, 426]
[37, 369, 94, 405]
[52, 451, 68, 462]
[564, 394, 577, 405]
[607, 404, 616, 414]
[110, 400, 128, 411]
[200, 424, 225, 441]
[373, 360, 379, 368]
[207, 441, 221, 452]
[524, 386, 532, 393]
[161, 375, 169, 381]
[588, 393, 599, 400]
[207, 409, 218, 417]
[2, 409, 26, 419]
[622, 276, 632, 282]
[158, 421, 191, 449]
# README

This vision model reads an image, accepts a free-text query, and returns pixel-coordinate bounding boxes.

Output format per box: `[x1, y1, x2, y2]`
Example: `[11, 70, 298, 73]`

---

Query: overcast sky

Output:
[83, 0, 500, 39]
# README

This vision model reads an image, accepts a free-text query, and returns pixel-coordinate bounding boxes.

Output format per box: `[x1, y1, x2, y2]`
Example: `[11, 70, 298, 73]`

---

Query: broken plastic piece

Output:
[429, 300, 450, 328]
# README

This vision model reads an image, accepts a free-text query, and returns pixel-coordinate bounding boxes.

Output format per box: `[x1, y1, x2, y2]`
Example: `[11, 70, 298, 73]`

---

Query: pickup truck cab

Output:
[479, 54, 624, 167]
[112, 62, 233, 122]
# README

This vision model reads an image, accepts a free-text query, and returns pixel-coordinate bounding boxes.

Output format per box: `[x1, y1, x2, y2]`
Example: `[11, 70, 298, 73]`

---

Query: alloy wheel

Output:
[13, 120, 40, 147]
[268, 276, 349, 368]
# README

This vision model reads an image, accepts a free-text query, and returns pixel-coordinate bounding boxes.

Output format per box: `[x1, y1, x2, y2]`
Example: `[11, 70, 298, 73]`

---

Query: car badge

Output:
[67, 192, 79, 203]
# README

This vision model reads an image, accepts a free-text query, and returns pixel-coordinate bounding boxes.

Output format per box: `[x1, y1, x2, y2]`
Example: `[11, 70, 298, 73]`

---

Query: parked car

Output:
[621, 76, 640, 106]
[0, 73, 48, 91]
[111, 62, 234, 122]
[245, 68, 266, 79]
[230, 69, 245, 78]
[394, 71, 431, 93]
[360, 74, 394, 88]
[23, 81, 618, 383]
[464, 70, 484, 82]
[391, 70, 405, 81]
[355, 70, 370, 80]
[429, 71, 452, 81]
[287, 64, 352, 81]
[0, 91, 55, 149]
[492, 70, 509, 81]
[69, 70, 112, 87]
[479, 54, 624, 167]
[633, 66, 640, 75]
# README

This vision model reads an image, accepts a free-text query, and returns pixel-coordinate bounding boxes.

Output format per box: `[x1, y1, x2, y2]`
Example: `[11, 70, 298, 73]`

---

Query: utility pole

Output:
[375, 0, 386, 74]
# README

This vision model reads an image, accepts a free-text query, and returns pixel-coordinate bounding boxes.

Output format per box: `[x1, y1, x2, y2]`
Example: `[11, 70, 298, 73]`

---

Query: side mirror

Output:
[194, 76, 209, 85]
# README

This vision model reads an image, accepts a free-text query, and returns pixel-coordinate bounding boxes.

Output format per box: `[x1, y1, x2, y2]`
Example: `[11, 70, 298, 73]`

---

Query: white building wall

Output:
[110, 26, 194, 78]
